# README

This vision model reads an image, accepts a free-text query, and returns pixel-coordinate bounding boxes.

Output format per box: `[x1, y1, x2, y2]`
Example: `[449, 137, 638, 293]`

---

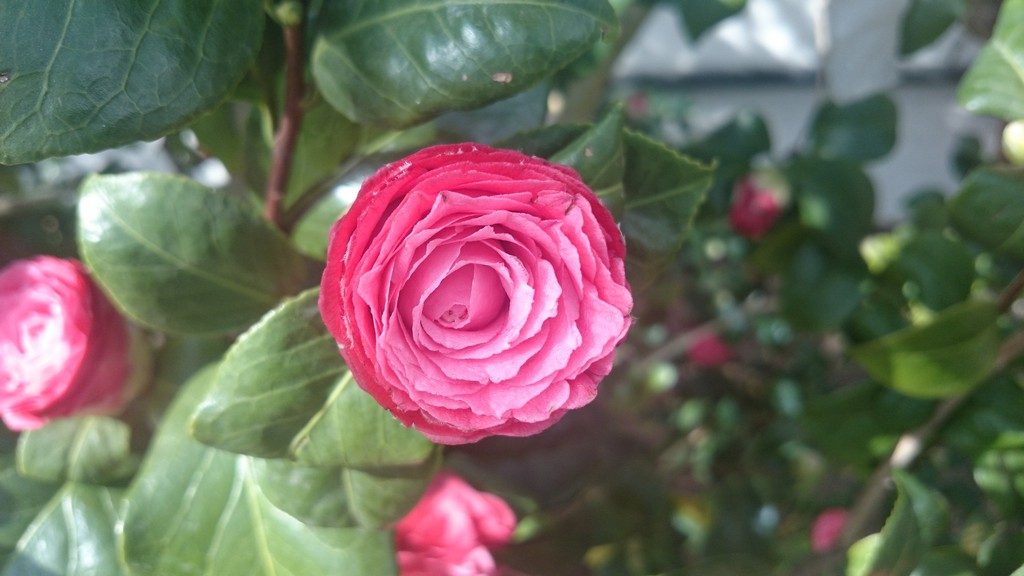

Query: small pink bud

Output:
[811, 508, 849, 553]
[729, 174, 785, 238]
[687, 333, 732, 368]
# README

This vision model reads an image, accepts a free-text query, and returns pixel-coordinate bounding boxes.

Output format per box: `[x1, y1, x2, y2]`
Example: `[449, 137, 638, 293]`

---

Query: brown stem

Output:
[998, 267, 1024, 312]
[264, 19, 306, 228]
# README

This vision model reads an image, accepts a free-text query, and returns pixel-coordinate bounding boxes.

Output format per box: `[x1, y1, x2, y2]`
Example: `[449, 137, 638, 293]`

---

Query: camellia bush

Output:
[3, 0, 1024, 574]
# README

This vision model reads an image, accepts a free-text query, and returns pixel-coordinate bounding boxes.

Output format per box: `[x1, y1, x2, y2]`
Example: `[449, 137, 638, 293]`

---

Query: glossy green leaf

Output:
[847, 472, 948, 576]
[435, 83, 550, 144]
[78, 173, 307, 335]
[682, 110, 772, 213]
[809, 94, 898, 162]
[0, 457, 59, 567]
[311, 0, 618, 127]
[900, 0, 965, 56]
[122, 366, 399, 576]
[290, 372, 435, 469]
[672, 0, 747, 40]
[16, 417, 135, 485]
[958, 0, 1024, 120]
[851, 300, 1001, 398]
[499, 124, 586, 158]
[622, 131, 714, 254]
[550, 105, 626, 212]
[0, 0, 264, 164]
[2, 484, 124, 576]
[942, 375, 1024, 457]
[781, 243, 865, 330]
[792, 158, 875, 258]
[950, 167, 1024, 260]
[192, 289, 434, 469]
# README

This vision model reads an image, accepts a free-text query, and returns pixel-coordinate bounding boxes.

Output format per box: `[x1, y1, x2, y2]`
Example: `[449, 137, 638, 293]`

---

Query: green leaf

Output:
[0, 0, 264, 164]
[78, 173, 307, 335]
[311, 0, 618, 127]
[791, 158, 875, 259]
[910, 549, 978, 576]
[282, 96, 361, 208]
[847, 472, 948, 576]
[900, 0, 966, 56]
[851, 300, 1001, 398]
[803, 382, 933, 469]
[950, 166, 1024, 260]
[809, 94, 898, 162]
[682, 111, 771, 214]
[435, 83, 550, 144]
[343, 463, 437, 530]
[671, 0, 747, 41]
[888, 232, 975, 311]
[958, 0, 1024, 121]
[781, 243, 865, 330]
[942, 376, 1024, 457]
[15, 417, 135, 486]
[122, 366, 399, 576]
[550, 104, 626, 212]
[2, 484, 125, 576]
[978, 525, 1024, 576]
[0, 457, 60, 567]
[192, 289, 434, 469]
[622, 131, 714, 254]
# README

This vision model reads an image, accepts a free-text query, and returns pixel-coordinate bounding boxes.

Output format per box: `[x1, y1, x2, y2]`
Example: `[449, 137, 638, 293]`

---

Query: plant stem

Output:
[998, 267, 1024, 312]
[264, 18, 306, 228]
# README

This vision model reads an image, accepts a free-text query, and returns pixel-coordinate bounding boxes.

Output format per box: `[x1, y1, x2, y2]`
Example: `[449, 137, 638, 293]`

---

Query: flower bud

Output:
[729, 173, 787, 238]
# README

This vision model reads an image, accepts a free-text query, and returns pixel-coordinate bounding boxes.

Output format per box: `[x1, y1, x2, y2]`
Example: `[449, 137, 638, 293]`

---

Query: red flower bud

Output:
[729, 175, 784, 238]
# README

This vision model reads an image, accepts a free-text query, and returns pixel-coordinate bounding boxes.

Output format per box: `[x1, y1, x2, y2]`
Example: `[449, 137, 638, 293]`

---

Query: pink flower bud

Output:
[0, 257, 139, 430]
[396, 472, 516, 576]
[811, 508, 849, 552]
[729, 175, 784, 238]
[687, 333, 732, 368]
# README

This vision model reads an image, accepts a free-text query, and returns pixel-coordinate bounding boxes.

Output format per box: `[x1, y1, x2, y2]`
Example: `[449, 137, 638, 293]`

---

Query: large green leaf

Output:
[851, 300, 1001, 398]
[958, 0, 1024, 121]
[78, 173, 307, 335]
[311, 0, 618, 127]
[900, 0, 965, 56]
[122, 366, 400, 576]
[2, 484, 124, 576]
[0, 457, 59, 567]
[0, 0, 264, 164]
[16, 417, 135, 485]
[847, 472, 948, 576]
[809, 94, 898, 162]
[282, 97, 361, 208]
[191, 289, 434, 469]
[950, 167, 1024, 260]
[682, 110, 771, 214]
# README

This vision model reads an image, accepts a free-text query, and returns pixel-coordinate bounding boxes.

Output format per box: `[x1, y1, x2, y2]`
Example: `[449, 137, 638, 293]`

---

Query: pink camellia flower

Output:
[687, 333, 732, 368]
[396, 472, 516, 576]
[811, 508, 849, 552]
[0, 256, 136, 430]
[729, 174, 784, 238]
[320, 143, 633, 444]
